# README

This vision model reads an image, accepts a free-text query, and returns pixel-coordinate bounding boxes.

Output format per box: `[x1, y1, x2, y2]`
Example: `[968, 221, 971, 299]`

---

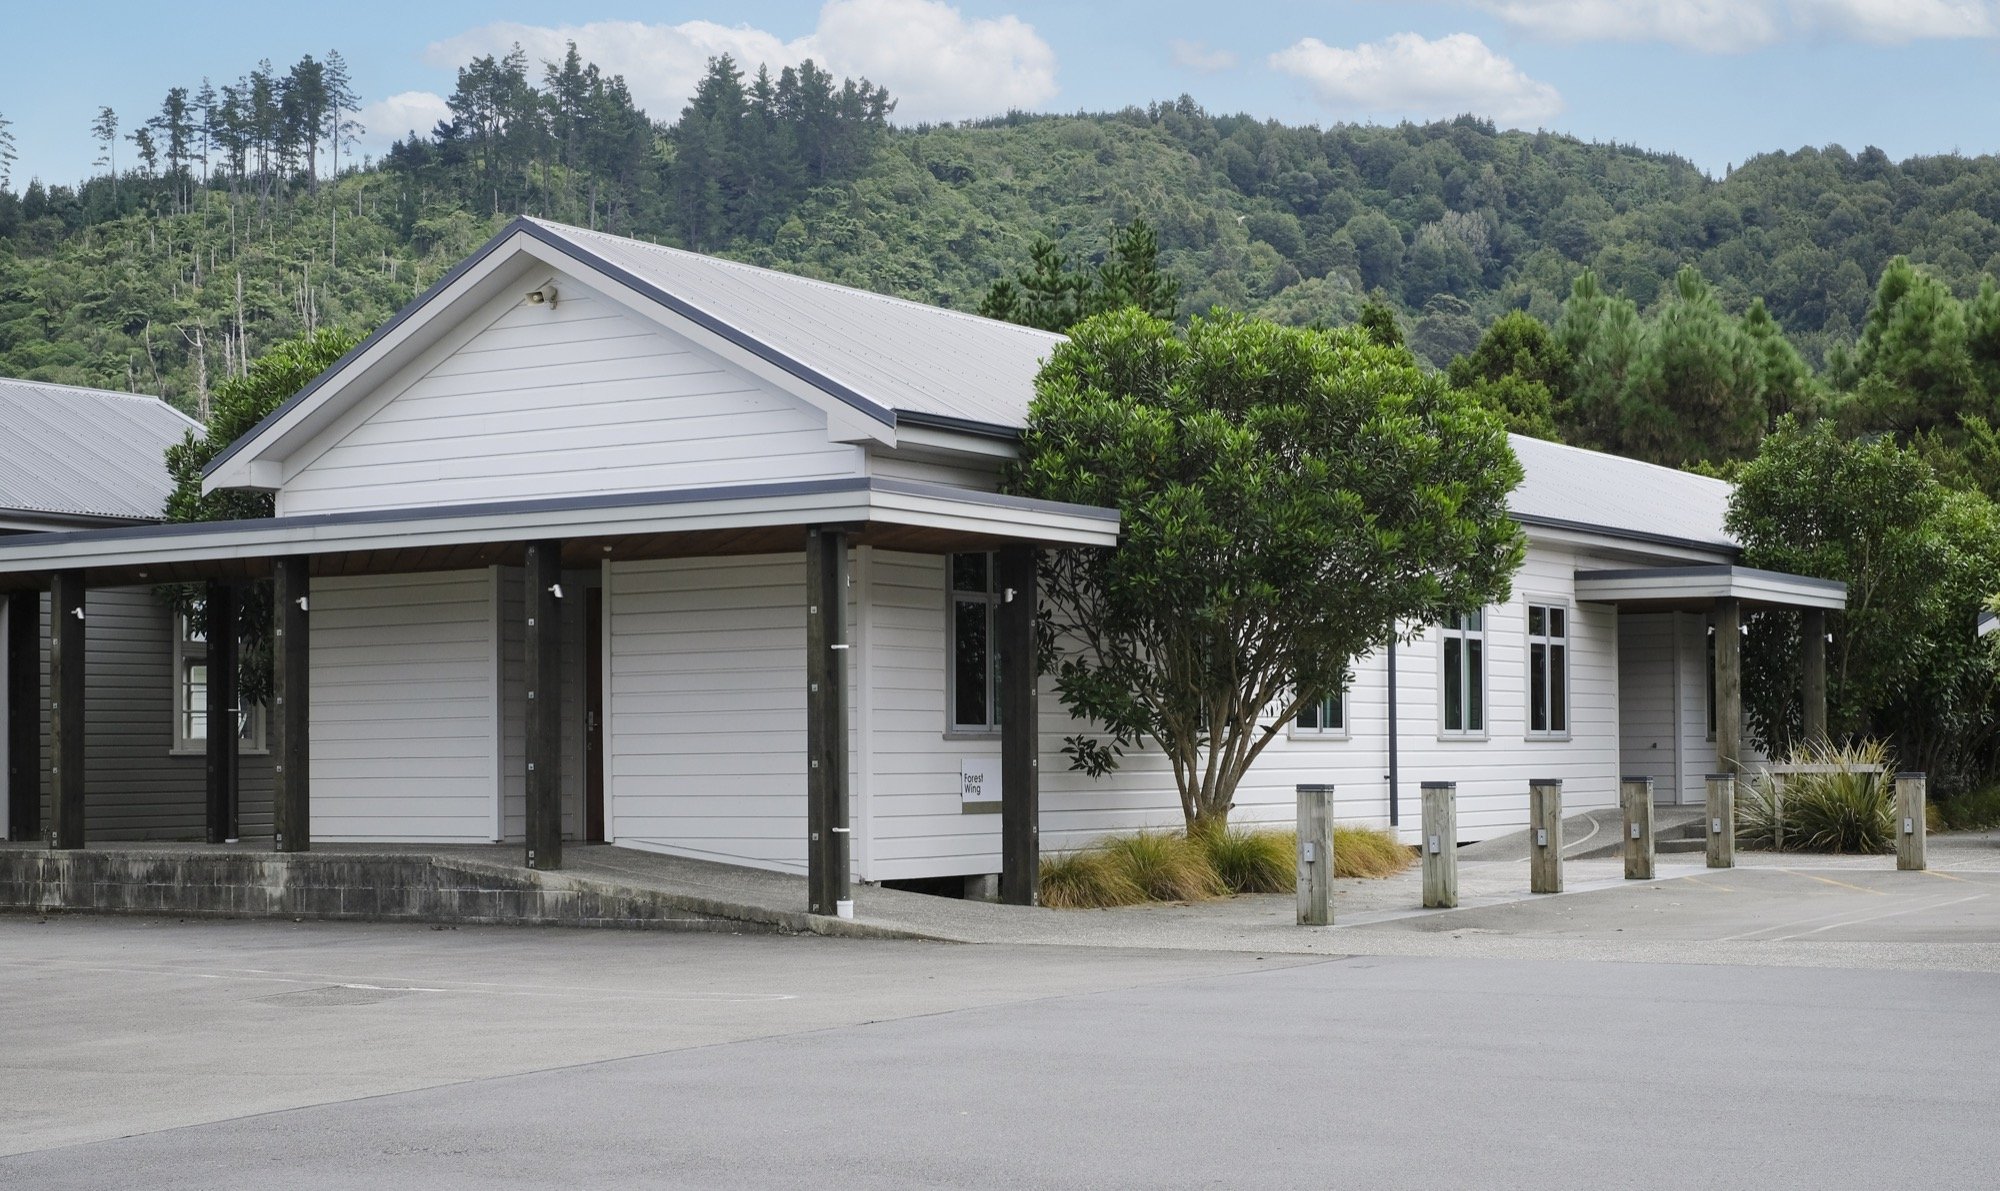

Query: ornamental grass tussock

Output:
[1041, 823, 1413, 909]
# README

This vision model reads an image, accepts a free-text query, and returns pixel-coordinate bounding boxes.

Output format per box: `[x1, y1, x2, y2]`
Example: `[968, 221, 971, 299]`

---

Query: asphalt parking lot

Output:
[3, 848, 1998, 1189]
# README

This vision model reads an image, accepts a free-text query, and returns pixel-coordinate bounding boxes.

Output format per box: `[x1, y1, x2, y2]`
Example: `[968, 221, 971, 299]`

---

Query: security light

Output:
[525, 284, 559, 308]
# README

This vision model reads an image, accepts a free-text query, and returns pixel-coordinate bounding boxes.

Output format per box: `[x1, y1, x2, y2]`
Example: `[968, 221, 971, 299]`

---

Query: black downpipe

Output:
[1386, 637, 1401, 827]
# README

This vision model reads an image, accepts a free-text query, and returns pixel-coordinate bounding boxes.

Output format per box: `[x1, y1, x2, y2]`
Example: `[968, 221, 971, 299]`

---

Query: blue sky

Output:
[5, 0, 1999, 185]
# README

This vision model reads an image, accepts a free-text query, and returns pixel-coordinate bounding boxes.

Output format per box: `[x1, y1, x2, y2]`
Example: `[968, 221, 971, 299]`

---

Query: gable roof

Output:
[1506, 433, 1735, 554]
[520, 219, 1064, 432]
[202, 217, 1064, 488]
[0, 377, 196, 525]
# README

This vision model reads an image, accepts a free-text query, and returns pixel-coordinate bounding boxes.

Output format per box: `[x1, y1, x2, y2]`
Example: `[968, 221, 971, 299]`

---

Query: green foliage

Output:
[1447, 310, 1569, 439]
[1737, 739, 1895, 854]
[977, 219, 1178, 332]
[1728, 419, 2000, 788]
[1008, 309, 1523, 829]
[1938, 784, 2000, 830]
[1355, 297, 1405, 348]
[162, 327, 357, 706]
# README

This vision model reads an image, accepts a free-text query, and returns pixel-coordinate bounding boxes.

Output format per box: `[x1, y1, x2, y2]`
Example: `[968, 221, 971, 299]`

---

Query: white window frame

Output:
[1290, 690, 1348, 740]
[1439, 609, 1487, 740]
[1525, 599, 1571, 740]
[945, 552, 1001, 737]
[171, 609, 268, 756]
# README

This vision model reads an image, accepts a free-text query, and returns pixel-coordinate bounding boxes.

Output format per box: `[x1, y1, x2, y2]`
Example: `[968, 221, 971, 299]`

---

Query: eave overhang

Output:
[1573, 564, 1847, 613]
[0, 478, 1119, 590]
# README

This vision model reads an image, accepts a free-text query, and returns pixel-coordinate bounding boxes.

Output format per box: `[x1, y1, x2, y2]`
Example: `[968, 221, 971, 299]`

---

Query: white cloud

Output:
[1469, 0, 1998, 51]
[1269, 33, 1563, 126]
[813, 0, 1058, 121]
[356, 91, 453, 151]
[420, 1, 1057, 126]
[1170, 39, 1240, 73]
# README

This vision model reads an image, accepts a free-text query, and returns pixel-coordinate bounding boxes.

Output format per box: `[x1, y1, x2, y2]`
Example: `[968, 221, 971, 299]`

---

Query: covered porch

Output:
[1577, 564, 1848, 805]
[0, 477, 1119, 915]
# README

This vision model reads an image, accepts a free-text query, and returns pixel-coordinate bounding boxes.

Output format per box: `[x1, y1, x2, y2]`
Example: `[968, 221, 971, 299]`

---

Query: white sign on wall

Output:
[961, 757, 1002, 807]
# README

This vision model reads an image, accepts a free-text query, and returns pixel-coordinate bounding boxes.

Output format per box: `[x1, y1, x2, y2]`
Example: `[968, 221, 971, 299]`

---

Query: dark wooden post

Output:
[998, 545, 1040, 907]
[524, 540, 565, 871]
[1714, 598, 1743, 775]
[6, 590, 40, 843]
[1801, 607, 1827, 745]
[271, 557, 310, 853]
[48, 572, 85, 850]
[804, 528, 851, 916]
[204, 581, 241, 844]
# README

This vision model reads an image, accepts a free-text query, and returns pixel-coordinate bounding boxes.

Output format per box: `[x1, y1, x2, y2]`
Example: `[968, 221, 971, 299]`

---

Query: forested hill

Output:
[5, 47, 2000, 411]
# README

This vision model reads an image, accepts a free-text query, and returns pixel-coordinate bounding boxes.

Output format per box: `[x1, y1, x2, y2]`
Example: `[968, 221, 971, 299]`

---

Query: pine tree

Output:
[0, 110, 15, 191]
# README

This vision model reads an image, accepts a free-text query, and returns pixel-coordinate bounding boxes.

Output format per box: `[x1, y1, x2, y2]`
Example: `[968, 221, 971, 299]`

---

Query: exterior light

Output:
[525, 285, 559, 308]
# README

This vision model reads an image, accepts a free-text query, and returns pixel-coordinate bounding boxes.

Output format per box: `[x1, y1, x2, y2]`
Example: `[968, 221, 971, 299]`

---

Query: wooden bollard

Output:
[1296, 784, 1334, 926]
[1621, 776, 1655, 880]
[1705, 773, 1735, 869]
[1422, 782, 1457, 909]
[1529, 779, 1562, 894]
[1895, 772, 1928, 872]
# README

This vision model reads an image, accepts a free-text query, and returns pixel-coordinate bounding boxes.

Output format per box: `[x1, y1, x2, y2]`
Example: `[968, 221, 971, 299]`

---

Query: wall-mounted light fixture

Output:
[525, 284, 559, 309]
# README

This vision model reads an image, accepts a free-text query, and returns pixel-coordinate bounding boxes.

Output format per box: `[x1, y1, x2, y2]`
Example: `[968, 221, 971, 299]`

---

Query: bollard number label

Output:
[1630, 823, 1642, 840]
[1904, 817, 1915, 835]
[1535, 828, 1547, 847]
[1427, 835, 1440, 855]
[1303, 841, 1315, 863]
[1711, 818, 1722, 835]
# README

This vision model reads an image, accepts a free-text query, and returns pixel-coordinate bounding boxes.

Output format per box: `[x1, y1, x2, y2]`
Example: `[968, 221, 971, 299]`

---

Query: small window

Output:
[1294, 692, 1346, 737]
[174, 610, 267, 754]
[949, 553, 1000, 733]
[1441, 610, 1485, 737]
[1527, 603, 1569, 737]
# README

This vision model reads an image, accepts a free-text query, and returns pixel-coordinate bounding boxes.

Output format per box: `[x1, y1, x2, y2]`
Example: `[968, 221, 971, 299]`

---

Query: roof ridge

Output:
[524, 217, 1067, 345]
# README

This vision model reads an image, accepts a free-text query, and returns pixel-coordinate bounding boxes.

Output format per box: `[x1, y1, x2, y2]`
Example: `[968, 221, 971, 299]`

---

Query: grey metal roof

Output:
[0, 378, 197, 523]
[1506, 433, 1735, 553]
[523, 218, 1065, 431]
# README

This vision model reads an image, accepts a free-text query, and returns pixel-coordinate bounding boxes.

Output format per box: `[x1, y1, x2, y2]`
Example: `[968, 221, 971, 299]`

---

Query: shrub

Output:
[1100, 831, 1228, 902]
[1739, 739, 1895, 853]
[1194, 826, 1296, 894]
[1939, 785, 2000, 831]
[1333, 825, 1417, 878]
[1039, 849, 1147, 909]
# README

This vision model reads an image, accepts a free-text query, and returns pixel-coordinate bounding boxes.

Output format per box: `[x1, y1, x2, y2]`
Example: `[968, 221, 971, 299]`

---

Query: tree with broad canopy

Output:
[1006, 309, 1525, 831]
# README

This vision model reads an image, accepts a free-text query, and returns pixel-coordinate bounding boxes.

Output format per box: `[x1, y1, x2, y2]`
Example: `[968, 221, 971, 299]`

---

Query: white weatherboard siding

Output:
[276, 271, 864, 517]
[861, 540, 1629, 878]
[608, 555, 859, 874]
[310, 572, 498, 842]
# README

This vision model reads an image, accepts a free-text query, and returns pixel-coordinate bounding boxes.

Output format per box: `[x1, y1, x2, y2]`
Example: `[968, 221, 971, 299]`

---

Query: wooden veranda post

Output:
[1714, 598, 1743, 775]
[1705, 773, 1735, 869]
[805, 528, 851, 917]
[997, 545, 1040, 907]
[1529, 779, 1562, 894]
[204, 581, 240, 844]
[1895, 772, 1928, 872]
[272, 556, 311, 853]
[48, 572, 85, 850]
[524, 541, 564, 871]
[1621, 777, 1655, 880]
[1800, 608, 1827, 745]
[5, 589, 40, 843]
[1421, 781, 1457, 909]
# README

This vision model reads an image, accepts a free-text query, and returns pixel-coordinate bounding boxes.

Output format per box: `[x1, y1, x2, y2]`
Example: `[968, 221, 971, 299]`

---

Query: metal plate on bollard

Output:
[1427, 834, 1440, 854]
[1535, 828, 1547, 847]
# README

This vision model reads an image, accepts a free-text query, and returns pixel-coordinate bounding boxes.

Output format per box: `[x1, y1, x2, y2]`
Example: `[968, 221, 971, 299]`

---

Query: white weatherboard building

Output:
[0, 218, 1843, 910]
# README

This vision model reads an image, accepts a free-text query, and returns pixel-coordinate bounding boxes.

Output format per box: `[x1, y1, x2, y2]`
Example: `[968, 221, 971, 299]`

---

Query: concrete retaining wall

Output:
[0, 848, 760, 932]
